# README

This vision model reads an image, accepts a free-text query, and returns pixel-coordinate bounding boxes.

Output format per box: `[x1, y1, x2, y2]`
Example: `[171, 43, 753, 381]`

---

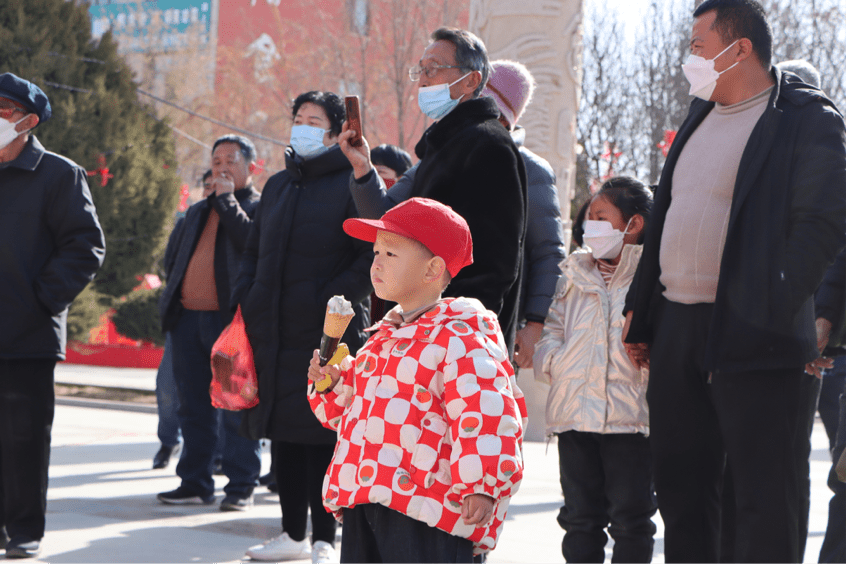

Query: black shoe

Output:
[258, 471, 274, 486]
[219, 493, 254, 511]
[152, 443, 180, 470]
[5, 536, 40, 559]
[157, 486, 215, 505]
[267, 481, 278, 493]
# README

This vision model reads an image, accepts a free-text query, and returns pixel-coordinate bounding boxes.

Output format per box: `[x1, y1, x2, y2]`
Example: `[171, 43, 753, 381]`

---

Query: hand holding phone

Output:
[345, 96, 363, 147]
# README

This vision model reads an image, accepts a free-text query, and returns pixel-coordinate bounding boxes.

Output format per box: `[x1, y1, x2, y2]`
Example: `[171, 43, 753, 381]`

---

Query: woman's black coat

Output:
[234, 145, 373, 443]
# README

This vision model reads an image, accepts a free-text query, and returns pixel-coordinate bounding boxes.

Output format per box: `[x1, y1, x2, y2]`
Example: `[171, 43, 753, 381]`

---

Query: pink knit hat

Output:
[483, 60, 536, 128]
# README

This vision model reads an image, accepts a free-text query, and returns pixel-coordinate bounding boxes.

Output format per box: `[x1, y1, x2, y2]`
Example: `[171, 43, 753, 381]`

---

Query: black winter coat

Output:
[0, 136, 105, 359]
[234, 145, 373, 443]
[816, 248, 846, 354]
[625, 68, 846, 373]
[349, 98, 527, 353]
[159, 187, 261, 330]
[411, 98, 528, 353]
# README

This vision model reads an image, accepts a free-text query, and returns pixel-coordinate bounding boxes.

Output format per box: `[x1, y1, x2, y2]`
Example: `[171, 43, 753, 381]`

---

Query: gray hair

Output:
[777, 59, 821, 88]
[430, 27, 492, 98]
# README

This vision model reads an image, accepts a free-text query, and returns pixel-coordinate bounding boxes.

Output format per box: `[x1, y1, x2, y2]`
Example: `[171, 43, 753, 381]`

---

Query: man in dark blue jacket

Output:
[157, 135, 261, 511]
[0, 73, 105, 558]
[621, 1, 846, 561]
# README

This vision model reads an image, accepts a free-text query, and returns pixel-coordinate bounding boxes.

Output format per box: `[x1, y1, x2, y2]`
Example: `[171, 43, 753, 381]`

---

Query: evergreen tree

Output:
[0, 0, 180, 338]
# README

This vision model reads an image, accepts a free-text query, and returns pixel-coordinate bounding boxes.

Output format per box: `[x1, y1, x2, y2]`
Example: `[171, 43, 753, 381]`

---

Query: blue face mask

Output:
[417, 72, 472, 120]
[290, 124, 329, 158]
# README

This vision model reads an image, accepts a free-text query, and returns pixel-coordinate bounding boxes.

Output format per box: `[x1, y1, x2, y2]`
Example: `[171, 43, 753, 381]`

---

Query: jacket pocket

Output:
[409, 412, 449, 489]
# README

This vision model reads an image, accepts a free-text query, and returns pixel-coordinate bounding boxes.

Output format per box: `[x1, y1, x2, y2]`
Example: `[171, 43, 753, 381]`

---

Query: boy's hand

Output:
[461, 494, 495, 526]
[308, 350, 342, 392]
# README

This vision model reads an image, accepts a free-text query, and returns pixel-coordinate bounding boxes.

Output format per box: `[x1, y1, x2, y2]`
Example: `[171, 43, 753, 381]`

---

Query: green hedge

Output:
[111, 287, 165, 346]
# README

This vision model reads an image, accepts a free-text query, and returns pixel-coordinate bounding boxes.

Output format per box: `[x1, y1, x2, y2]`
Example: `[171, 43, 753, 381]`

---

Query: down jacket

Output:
[511, 127, 567, 325]
[234, 145, 373, 443]
[534, 245, 648, 436]
[308, 298, 528, 554]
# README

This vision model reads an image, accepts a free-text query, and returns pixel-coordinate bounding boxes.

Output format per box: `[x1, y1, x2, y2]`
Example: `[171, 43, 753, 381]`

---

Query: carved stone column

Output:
[469, 0, 583, 441]
[469, 0, 583, 249]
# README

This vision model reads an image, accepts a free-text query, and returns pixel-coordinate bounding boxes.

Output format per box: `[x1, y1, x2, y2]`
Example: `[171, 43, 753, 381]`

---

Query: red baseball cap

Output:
[343, 197, 473, 277]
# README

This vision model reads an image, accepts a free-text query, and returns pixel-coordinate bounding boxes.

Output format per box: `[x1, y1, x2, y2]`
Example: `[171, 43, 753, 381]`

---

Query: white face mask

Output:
[0, 114, 30, 151]
[682, 40, 739, 100]
[417, 72, 471, 120]
[290, 124, 329, 158]
[583, 217, 633, 260]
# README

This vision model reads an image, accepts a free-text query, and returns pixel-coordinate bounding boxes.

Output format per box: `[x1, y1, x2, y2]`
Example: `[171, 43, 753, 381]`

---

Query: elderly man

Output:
[622, 1, 846, 561]
[158, 135, 261, 511]
[339, 27, 528, 354]
[0, 73, 105, 558]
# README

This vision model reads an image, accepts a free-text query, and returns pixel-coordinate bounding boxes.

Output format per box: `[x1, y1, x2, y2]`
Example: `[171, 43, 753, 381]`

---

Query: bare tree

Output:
[576, 0, 846, 230]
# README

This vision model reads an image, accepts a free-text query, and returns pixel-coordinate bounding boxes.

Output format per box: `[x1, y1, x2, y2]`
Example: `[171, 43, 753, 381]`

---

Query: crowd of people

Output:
[0, 0, 845, 562]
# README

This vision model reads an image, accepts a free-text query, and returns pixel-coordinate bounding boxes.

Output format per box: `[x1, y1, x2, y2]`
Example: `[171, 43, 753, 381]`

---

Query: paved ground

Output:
[14, 363, 833, 563]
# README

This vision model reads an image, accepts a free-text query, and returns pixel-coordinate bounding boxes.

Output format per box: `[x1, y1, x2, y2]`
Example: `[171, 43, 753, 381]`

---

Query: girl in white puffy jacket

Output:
[533, 177, 656, 563]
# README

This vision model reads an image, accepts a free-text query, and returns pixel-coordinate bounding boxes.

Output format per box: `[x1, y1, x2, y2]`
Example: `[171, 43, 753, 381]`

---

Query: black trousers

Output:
[556, 431, 656, 563]
[340, 503, 474, 563]
[0, 359, 56, 541]
[819, 358, 846, 563]
[273, 441, 337, 545]
[648, 299, 803, 563]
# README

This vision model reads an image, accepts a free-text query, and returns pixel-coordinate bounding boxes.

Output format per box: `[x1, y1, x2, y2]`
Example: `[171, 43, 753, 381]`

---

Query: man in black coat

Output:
[621, 1, 846, 561]
[339, 27, 528, 355]
[157, 135, 262, 511]
[0, 73, 105, 559]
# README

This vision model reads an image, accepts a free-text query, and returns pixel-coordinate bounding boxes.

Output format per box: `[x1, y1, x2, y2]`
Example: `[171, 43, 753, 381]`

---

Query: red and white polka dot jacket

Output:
[308, 297, 527, 554]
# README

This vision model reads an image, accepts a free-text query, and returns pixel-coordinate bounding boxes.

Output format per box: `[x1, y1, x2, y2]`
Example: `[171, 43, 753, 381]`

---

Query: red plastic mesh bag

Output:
[210, 306, 259, 410]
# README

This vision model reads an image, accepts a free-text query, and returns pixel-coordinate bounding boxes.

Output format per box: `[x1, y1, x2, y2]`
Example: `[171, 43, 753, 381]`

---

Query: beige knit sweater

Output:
[660, 86, 773, 304]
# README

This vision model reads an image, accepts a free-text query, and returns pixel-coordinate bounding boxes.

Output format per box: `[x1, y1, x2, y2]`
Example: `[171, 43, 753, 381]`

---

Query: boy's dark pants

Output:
[648, 298, 803, 563]
[340, 503, 474, 563]
[556, 431, 656, 563]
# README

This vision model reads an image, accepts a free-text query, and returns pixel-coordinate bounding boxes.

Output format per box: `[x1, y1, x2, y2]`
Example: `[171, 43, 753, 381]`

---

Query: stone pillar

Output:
[469, 0, 583, 248]
[469, 0, 584, 442]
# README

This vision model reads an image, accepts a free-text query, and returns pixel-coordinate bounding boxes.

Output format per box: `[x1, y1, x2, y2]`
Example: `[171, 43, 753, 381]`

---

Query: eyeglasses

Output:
[408, 63, 466, 82]
[0, 105, 25, 120]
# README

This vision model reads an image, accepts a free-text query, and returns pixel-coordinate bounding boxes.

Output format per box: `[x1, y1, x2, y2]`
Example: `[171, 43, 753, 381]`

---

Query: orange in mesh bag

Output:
[210, 306, 259, 410]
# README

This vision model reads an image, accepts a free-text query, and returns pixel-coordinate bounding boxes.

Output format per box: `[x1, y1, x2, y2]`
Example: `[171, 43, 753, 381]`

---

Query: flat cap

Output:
[0, 73, 52, 123]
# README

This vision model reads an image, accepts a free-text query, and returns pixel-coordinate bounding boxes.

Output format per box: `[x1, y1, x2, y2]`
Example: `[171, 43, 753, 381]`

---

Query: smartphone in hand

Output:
[345, 95, 363, 147]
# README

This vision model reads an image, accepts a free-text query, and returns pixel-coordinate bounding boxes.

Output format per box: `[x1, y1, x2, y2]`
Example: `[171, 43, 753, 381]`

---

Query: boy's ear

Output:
[424, 256, 448, 285]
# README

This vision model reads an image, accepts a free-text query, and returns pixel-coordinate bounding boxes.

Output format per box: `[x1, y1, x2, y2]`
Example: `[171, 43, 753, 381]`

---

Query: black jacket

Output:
[816, 248, 846, 354]
[625, 68, 846, 373]
[0, 136, 105, 359]
[349, 98, 528, 353]
[159, 187, 261, 330]
[234, 146, 373, 443]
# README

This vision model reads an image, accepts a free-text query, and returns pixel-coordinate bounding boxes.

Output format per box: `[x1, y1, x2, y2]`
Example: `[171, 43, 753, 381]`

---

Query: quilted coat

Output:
[534, 245, 649, 436]
[308, 298, 528, 554]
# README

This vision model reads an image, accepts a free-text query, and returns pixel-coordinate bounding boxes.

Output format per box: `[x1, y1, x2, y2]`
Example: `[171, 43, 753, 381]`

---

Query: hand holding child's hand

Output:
[308, 350, 342, 392]
[461, 494, 495, 526]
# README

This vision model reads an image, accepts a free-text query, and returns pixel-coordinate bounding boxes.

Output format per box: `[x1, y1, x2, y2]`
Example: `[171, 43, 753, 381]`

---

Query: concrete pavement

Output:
[20, 364, 836, 562]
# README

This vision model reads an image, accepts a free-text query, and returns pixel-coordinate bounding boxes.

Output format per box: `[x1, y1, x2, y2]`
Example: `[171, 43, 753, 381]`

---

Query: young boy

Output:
[307, 197, 527, 562]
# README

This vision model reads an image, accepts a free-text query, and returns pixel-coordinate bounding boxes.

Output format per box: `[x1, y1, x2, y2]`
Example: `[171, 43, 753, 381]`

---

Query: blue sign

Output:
[88, 1, 212, 53]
